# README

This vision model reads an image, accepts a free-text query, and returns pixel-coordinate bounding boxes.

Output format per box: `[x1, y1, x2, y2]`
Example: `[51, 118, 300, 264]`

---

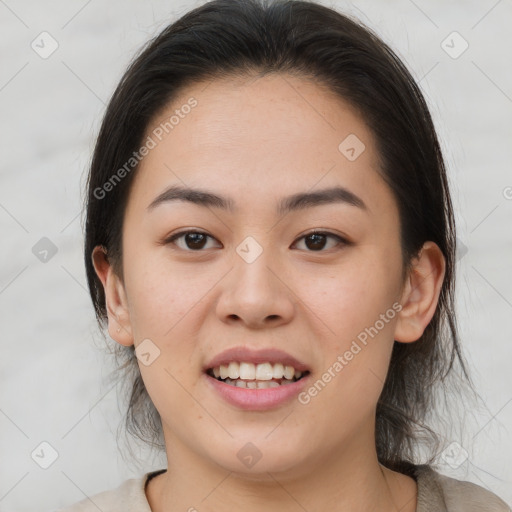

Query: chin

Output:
[204, 439, 314, 479]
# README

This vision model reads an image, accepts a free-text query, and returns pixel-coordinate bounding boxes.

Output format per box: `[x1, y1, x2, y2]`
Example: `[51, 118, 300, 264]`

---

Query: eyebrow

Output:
[146, 184, 368, 215]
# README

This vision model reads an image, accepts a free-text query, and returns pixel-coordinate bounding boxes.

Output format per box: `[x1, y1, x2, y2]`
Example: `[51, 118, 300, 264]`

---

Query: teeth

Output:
[239, 362, 256, 380]
[283, 365, 295, 380]
[255, 362, 274, 380]
[211, 361, 304, 381]
[209, 361, 308, 389]
[220, 365, 229, 379]
[221, 378, 294, 388]
[272, 363, 284, 379]
[256, 380, 281, 389]
[228, 361, 239, 379]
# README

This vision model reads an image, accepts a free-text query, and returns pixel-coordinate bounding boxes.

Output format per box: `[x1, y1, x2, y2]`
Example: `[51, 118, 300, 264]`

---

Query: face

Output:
[95, 73, 438, 479]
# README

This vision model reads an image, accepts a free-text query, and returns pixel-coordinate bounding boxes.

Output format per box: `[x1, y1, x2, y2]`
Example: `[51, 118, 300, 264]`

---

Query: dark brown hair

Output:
[83, 0, 475, 473]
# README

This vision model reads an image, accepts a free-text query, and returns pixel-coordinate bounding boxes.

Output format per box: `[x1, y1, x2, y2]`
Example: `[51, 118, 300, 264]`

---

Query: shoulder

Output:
[414, 464, 511, 512]
[55, 470, 161, 512]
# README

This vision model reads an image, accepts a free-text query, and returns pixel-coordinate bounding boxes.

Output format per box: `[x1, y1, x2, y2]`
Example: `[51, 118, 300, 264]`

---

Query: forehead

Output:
[126, 72, 396, 221]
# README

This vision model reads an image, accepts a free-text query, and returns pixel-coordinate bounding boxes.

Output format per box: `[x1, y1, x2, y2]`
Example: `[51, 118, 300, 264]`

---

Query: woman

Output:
[59, 0, 511, 510]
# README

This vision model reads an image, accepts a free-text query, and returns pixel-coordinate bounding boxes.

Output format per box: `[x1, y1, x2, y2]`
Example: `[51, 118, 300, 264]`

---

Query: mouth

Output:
[206, 362, 310, 389]
[203, 346, 312, 410]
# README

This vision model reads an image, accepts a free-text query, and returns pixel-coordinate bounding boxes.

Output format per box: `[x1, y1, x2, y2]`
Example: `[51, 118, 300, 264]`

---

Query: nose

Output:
[215, 247, 296, 329]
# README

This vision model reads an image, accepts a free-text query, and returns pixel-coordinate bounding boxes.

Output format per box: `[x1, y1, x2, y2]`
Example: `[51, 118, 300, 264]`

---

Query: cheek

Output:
[301, 294, 397, 430]
[295, 255, 400, 392]
[123, 251, 212, 339]
[294, 258, 399, 340]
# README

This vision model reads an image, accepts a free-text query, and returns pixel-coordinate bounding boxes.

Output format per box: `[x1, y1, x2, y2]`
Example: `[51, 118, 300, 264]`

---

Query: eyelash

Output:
[163, 229, 350, 252]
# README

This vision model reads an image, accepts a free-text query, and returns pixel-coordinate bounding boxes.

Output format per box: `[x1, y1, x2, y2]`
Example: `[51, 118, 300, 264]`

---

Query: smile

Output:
[203, 346, 312, 410]
[207, 361, 308, 388]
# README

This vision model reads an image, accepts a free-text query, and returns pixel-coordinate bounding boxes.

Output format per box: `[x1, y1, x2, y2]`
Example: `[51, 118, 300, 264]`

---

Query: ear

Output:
[91, 245, 134, 347]
[394, 241, 446, 343]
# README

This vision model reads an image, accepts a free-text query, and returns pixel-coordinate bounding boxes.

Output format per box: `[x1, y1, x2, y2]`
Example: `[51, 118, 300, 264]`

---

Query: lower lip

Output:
[204, 373, 310, 411]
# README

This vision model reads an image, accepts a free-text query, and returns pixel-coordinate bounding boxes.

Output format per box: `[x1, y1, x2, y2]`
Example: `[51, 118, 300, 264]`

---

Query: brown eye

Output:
[293, 231, 347, 252]
[165, 230, 220, 251]
[164, 229, 348, 252]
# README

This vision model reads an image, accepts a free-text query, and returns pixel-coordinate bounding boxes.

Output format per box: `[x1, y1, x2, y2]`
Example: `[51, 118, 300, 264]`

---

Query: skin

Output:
[92, 72, 445, 512]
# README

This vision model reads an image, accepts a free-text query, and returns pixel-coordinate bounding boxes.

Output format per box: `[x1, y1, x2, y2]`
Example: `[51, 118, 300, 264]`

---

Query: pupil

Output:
[306, 233, 325, 250]
[187, 233, 206, 249]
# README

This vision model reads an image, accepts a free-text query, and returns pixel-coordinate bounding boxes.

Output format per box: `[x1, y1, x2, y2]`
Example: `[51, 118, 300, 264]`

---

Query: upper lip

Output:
[204, 346, 310, 373]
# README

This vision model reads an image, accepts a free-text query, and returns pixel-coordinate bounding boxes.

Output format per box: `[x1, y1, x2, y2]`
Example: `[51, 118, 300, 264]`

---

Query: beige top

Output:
[57, 465, 510, 511]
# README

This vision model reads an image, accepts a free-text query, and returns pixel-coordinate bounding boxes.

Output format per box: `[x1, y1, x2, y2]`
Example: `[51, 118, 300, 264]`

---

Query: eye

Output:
[164, 230, 221, 251]
[292, 230, 348, 252]
[163, 229, 349, 252]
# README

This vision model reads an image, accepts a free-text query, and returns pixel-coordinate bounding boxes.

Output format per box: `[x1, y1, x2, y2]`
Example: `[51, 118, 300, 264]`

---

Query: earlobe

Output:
[394, 241, 446, 344]
[91, 246, 134, 347]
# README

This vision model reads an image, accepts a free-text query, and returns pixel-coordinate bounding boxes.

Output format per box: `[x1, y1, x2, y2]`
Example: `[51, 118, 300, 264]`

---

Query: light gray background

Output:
[1, 0, 511, 510]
